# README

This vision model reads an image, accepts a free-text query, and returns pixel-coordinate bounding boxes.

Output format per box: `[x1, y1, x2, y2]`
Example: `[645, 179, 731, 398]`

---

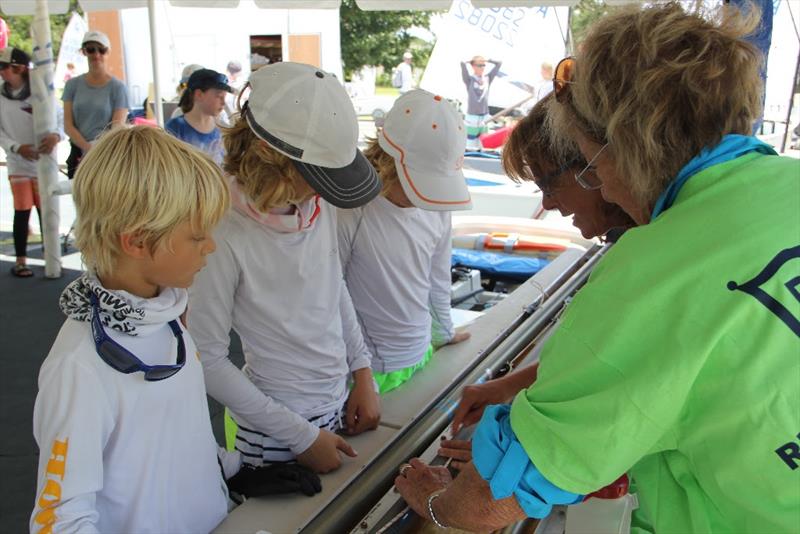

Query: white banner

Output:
[763, 0, 799, 122]
[421, 0, 569, 110]
[54, 12, 88, 90]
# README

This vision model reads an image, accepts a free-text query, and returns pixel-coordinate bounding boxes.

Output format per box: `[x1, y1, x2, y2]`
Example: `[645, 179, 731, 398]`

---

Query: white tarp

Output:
[30, 0, 62, 278]
[421, 0, 569, 110]
[763, 0, 799, 122]
[53, 12, 88, 91]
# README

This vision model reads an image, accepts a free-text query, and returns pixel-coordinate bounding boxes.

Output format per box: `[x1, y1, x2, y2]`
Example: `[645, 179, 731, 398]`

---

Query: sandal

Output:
[10, 264, 34, 278]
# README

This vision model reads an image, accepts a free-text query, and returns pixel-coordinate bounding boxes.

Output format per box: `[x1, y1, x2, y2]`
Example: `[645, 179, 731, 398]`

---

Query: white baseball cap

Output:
[180, 63, 204, 84]
[82, 30, 111, 50]
[242, 62, 381, 208]
[378, 89, 471, 211]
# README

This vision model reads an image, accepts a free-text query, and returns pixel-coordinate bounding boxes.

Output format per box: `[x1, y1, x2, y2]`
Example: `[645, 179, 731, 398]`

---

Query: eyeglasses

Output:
[83, 45, 108, 55]
[535, 157, 583, 197]
[89, 292, 186, 381]
[0, 63, 10, 71]
[473, 63, 486, 68]
[574, 143, 608, 190]
[553, 56, 576, 103]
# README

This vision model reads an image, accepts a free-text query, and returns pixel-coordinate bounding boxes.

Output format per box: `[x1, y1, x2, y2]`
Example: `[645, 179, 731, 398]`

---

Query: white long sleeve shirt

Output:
[338, 196, 455, 373]
[188, 202, 372, 455]
[0, 82, 63, 176]
[31, 288, 229, 534]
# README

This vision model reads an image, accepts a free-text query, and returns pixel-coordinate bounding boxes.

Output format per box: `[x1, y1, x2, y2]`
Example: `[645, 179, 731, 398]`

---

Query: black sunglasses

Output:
[0, 63, 10, 70]
[89, 292, 186, 381]
[83, 45, 108, 55]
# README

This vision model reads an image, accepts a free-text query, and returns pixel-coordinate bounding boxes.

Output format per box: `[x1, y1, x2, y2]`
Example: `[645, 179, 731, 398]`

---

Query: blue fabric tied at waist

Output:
[472, 404, 583, 518]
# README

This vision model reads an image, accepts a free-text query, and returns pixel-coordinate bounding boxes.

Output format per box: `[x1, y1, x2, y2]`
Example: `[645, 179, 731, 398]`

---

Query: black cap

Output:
[0, 47, 31, 67]
[187, 69, 232, 93]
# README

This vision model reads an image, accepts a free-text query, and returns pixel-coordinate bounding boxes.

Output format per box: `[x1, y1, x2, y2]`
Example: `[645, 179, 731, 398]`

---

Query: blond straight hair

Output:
[73, 126, 230, 277]
[363, 137, 399, 197]
[564, 1, 763, 207]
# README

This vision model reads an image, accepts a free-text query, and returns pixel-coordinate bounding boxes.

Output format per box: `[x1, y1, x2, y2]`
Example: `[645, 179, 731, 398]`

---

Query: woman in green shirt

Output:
[395, 3, 800, 532]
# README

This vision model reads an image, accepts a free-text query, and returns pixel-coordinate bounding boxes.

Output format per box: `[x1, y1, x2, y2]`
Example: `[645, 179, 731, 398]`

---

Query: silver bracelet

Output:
[427, 489, 448, 529]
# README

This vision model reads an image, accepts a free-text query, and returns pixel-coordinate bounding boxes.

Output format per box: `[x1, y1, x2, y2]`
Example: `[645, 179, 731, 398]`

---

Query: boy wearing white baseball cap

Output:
[339, 89, 472, 394]
[188, 62, 382, 474]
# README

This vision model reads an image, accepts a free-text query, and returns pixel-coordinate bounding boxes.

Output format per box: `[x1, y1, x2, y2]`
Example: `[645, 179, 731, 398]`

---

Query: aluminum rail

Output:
[303, 244, 608, 533]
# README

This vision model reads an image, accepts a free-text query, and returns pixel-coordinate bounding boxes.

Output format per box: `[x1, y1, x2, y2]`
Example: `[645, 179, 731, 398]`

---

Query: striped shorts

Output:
[232, 409, 343, 466]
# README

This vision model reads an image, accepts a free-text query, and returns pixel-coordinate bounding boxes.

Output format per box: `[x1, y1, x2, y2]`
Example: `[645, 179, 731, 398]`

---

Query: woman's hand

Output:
[296, 429, 357, 474]
[344, 368, 381, 435]
[17, 144, 39, 161]
[394, 458, 452, 519]
[451, 364, 539, 435]
[451, 379, 512, 435]
[437, 438, 472, 470]
[38, 133, 60, 155]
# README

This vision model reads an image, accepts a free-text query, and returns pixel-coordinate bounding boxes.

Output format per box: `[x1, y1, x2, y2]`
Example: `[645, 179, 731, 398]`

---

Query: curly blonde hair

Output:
[74, 126, 229, 277]
[363, 136, 399, 197]
[222, 115, 309, 211]
[559, 1, 763, 208]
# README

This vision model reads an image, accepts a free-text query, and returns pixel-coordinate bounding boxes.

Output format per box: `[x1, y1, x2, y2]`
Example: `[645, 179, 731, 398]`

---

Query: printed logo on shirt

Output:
[33, 438, 69, 534]
[775, 432, 800, 470]
[727, 245, 800, 337]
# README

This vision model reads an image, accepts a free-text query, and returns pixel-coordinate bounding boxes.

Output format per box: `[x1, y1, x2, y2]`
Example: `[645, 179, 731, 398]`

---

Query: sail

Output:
[420, 0, 569, 111]
[54, 12, 89, 90]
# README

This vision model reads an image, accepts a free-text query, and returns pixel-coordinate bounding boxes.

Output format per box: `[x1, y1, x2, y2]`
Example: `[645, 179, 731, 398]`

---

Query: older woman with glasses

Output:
[395, 3, 799, 532]
[62, 30, 128, 178]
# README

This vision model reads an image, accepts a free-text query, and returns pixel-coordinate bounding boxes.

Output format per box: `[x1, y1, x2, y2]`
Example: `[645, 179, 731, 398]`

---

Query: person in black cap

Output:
[165, 69, 232, 165]
[0, 47, 62, 277]
[188, 62, 382, 475]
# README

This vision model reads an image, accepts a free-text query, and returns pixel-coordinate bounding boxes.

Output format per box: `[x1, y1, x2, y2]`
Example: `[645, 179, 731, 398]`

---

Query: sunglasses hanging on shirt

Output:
[89, 292, 186, 381]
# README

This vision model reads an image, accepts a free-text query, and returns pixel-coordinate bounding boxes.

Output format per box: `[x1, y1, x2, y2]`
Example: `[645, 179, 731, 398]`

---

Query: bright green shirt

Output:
[510, 153, 800, 532]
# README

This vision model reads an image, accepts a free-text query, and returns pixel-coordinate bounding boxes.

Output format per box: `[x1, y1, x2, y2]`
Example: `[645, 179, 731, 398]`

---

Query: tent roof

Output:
[1, 0, 580, 16]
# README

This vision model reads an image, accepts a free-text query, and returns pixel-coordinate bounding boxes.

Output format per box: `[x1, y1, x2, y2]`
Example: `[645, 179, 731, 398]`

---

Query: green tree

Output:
[339, 0, 437, 80]
[1, 0, 83, 58]
[569, 0, 608, 48]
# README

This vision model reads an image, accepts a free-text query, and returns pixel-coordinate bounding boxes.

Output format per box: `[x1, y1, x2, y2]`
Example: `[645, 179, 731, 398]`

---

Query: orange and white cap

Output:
[378, 89, 471, 211]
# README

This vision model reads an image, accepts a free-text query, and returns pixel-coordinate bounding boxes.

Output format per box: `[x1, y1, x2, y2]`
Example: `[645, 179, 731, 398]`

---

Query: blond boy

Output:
[29, 126, 232, 533]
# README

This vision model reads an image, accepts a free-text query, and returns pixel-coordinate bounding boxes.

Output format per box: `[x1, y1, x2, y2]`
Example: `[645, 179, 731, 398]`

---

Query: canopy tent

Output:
[1, 0, 790, 278]
[0, 0, 580, 127]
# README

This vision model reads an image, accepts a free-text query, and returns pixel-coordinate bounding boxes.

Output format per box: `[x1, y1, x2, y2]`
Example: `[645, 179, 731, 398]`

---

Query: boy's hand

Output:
[437, 438, 472, 470]
[227, 464, 322, 497]
[447, 329, 471, 346]
[344, 368, 381, 435]
[17, 144, 39, 161]
[296, 429, 357, 473]
[38, 133, 60, 155]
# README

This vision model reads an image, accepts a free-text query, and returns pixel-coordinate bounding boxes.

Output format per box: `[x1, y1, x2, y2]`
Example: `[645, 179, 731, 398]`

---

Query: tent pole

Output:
[781, 53, 799, 153]
[148, 0, 164, 127]
[32, 0, 62, 278]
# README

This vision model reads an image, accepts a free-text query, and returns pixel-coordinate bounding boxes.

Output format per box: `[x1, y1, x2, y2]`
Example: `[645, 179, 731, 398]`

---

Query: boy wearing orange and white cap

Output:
[339, 89, 472, 394]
